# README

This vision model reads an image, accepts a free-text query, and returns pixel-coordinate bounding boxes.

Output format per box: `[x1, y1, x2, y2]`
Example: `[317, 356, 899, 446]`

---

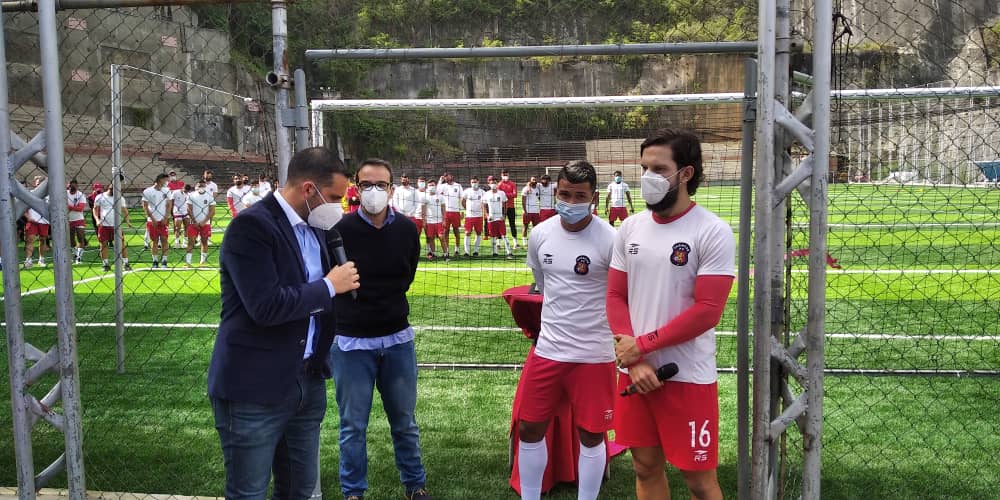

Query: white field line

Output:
[7, 323, 999, 342]
[0, 270, 138, 302]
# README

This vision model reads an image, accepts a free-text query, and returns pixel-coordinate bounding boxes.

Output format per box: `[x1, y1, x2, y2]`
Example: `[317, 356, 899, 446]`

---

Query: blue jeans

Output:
[329, 340, 427, 497]
[211, 368, 326, 500]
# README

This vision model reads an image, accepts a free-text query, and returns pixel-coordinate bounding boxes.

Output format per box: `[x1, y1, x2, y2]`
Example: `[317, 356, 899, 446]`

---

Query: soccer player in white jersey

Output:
[483, 181, 513, 259]
[186, 180, 216, 266]
[411, 176, 427, 236]
[422, 180, 447, 260]
[520, 176, 541, 247]
[608, 129, 735, 500]
[226, 175, 249, 217]
[67, 178, 89, 264]
[518, 161, 617, 500]
[142, 173, 174, 268]
[171, 183, 191, 249]
[536, 174, 557, 221]
[461, 176, 486, 257]
[93, 183, 133, 272]
[242, 180, 263, 208]
[439, 172, 463, 259]
[257, 174, 272, 197]
[605, 169, 635, 226]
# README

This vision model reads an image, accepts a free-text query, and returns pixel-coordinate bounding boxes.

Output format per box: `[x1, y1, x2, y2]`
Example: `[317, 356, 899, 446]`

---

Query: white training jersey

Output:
[142, 185, 171, 222]
[607, 181, 630, 208]
[26, 205, 49, 225]
[537, 183, 556, 209]
[610, 205, 737, 384]
[243, 192, 262, 207]
[172, 190, 189, 216]
[441, 182, 463, 212]
[67, 190, 87, 222]
[258, 181, 272, 197]
[95, 192, 127, 227]
[522, 185, 541, 213]
[227, 185, 248, 212]
[412, 190, 427, 220]
[423, 192, 445, 224]
[527, 216, 617, 363]
[392, 186, 418, 217]
[461, 187, 485, 217]
[483, 190, 507, 222]
[204, 181, 219, 199]
[187, 191, 216, 224]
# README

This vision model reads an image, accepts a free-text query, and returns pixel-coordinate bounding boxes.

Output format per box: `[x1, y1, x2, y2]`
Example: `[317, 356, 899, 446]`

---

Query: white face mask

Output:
[470, 182, 479, 189]
[361, 187, 389, 214]
[305, 187, 344, 230]
[640, 169, 678, 205]
[501, 175, 509, 181]
[417, 181, 426, 189]
[488, 183, 497, 191]
[428, 186, 437, 194]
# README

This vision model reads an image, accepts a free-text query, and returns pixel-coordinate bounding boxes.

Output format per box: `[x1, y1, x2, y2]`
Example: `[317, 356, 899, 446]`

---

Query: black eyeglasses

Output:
[358, 181, 391, 191]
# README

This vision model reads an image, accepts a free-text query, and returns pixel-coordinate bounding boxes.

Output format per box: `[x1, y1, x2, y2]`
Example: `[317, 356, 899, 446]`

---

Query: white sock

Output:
[102, 259, 108, 266]
[38, 256, 45, 265]
[185, 253, 192, 264]
[464, 235, 471, 254]
[503, 237, 511, 255]
[123, 258, 129, 265]
[24, 257, 33, 265]
[200, 252, 207, 264]
[492, 239, 498, 255]
[474, 235, 482, 252]
[518, 438, 547, 500]
[577, 441, 606, 500]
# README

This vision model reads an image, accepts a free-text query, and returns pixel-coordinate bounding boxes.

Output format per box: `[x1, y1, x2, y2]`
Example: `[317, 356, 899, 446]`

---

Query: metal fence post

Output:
[110, 63, 126, 374]
[737, 57, 757, 500]
[271, 0, 291, 184]
[294, 68, 310, 151]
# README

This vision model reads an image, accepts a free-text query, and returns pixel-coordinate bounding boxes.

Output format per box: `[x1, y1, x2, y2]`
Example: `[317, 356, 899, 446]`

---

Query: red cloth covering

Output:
[502, 285, 627, 495]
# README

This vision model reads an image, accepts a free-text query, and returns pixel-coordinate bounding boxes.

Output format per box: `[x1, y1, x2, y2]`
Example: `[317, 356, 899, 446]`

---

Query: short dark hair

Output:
[356, 158, 394, 184]
[613, 170, 622, 176]
[501, 169, 509, 175]
[69, 178, 78, 185]
[184, 184, 194, 192]
[640, 128, 704, 195]
[470, 176, 479, 182]
[155, 173, 169, 182]
[540, 174, 551, 181]
[557, 160, 598, 191]
[286, 147, 348, 187]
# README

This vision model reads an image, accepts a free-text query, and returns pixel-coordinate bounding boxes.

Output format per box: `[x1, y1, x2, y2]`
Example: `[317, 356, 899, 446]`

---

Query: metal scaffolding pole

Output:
[293, 68, 310, 152]
[271, 0, 291, 184]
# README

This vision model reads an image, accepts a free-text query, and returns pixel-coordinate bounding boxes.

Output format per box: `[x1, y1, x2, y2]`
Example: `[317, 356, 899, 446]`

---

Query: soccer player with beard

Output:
[607, 129, 735, 500]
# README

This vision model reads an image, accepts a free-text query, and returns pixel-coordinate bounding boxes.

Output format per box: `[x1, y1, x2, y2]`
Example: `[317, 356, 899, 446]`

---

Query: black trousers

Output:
[505, 207, 518, 239]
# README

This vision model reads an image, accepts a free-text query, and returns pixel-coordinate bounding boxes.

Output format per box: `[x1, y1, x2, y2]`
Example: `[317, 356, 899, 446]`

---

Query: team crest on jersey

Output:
[670, 242, 691, 266]
[543, 253, 554, 264]
[574, 255, 591, 275]
[628, 243, 640, 255]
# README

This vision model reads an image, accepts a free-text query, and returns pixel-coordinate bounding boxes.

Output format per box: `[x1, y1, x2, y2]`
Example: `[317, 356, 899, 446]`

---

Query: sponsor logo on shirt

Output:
[694, 450, 709, 462]
[543, 253, 553, 265]
[574, 255, 591, 275]
[603, 409, 614, 421]
[671, 242, 691, 266]
[628, 243, 640, 255]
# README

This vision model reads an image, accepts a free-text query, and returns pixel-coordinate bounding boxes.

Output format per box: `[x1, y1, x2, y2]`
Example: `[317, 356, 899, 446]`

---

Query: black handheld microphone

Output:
[620, 362, 679, 396]
[325, 227, 357, 300]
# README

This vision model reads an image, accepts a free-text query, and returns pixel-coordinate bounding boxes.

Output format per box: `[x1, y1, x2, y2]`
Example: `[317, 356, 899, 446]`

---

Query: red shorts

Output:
[539, 209, 557, 221]
[24, 222, 50, 237]
[424, 222, 444, 238]
[518, 351, 617, 433]
[488, 219, 507, 237]
[146, 221, 169, 239]
[98, 226, 116, 243]
[609, 206, 629, 224]
[614, 378, 719, 470]
[69, 220, 86, 229]
[409, 216, 424, 234]
[445, 211, 462, 230]
[187, 224, 212, 240]
[464, 216, 484, 233]
[523, 212, 540, 226]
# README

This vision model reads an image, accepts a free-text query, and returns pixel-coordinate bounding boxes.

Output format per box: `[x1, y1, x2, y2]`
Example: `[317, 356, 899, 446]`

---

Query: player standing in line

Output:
[517, 160, 617, 500]
[67, 178, 89, 264]
[242, 180, 263, 208]
[93, 183, 133, 272]
[201, 170, 219, 245]
[605, 170, 635, 227]
[185, 180, 216, 267]
[167, 171, 185, 248]
[520, 175, 541, 248]
[607, 129, 735, 500]
[537, 174, 557, 221]
[226, 174, 248, 217]
[497, 169, 518, 249]
[483, 181, 513, 259]
[439, 172, 463, 260]
[142, 173, 174, 269]
[172, 183, 191, 249]
[422, 180, 447, 260]
[411, 176, 427, 238]
[461, 176, 486, 257]
[22, 179, 50, 269]
[258, 174, 273, 197]
[392, 174, 420, 254]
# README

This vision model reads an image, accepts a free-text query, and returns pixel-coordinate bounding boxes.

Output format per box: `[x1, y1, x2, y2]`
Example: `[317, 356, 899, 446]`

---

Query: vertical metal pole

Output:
[272, 0, 291, 185]
[0, 7, 37, 496]
[110, 64, 126, 374]
[38, 0, 87, 495]
[311, 109, 325, 147]
[804, 0, 832, 497]
[752, 0, 776, 497]
[294, 68, 310, 151]
[736, 57, 757, 500]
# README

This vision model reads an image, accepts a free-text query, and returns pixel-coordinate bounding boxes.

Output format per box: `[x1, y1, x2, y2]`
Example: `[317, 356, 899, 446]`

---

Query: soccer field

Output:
[2, 183, 998, 498]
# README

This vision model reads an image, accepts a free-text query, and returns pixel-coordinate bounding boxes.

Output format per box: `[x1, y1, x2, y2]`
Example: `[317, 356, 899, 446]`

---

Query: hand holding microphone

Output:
[325, 227, 359, 299]
[620, 362, 679, 396]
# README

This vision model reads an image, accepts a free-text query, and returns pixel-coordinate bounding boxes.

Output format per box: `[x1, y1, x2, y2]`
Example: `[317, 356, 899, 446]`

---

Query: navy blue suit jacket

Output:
[208, 193, 336, 405]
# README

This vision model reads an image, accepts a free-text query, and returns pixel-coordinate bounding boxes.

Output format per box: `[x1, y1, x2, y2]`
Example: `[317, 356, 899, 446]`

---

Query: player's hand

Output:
[327, 261, 360, 294]
[614, 334, 642, 367]
[627, 361, 663, 394]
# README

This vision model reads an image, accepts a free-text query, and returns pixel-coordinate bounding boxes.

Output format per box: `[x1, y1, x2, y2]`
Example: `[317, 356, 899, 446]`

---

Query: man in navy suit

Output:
[208, 146, 360, 499]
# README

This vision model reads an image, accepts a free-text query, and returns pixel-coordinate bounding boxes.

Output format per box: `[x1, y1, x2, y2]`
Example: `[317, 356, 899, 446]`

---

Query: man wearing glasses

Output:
[329, 159, 431, 500]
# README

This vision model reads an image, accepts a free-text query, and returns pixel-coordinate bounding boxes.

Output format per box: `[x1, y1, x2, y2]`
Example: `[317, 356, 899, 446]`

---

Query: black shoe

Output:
[472, 252, 479, 257]
[103, 264, 111, 272]
[405, 488, 431, 500]
[124, 263, 133, 271]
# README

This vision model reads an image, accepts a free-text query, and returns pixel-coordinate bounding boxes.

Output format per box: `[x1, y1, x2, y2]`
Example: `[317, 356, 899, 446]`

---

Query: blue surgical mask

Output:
[555, 199, 591, 224]
[614, 175, 622, 183]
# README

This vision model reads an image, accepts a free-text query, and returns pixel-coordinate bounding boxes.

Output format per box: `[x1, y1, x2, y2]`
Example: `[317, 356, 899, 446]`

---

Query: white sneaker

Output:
[23, 260, 33, 269]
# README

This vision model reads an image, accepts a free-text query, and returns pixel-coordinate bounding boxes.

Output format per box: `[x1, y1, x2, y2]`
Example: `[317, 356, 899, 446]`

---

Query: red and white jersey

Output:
[95, 192, 127, 227]
[527, 216, 617, 363]
[258, 181, 273, 197]
[606, 181, 630, 208]
[204, 181, 219, 199]
[461, 187, 485, 217]
[187, 191, 216, 224]
[483, 190, 507, 222]
[537, 183, 556, 209]
[521, 185, 541, 213]
[172, 189, 189, 216]
[142, 185, 171, 222]
[26, 205, 49, 225]
[423, 192, 446, 224]
[67, 190, 87, 222]
[226, 185, 248, 212]
[392, 185, 418, 217]
[441, 182, 463, 212]
[610, 205, 736, 384]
